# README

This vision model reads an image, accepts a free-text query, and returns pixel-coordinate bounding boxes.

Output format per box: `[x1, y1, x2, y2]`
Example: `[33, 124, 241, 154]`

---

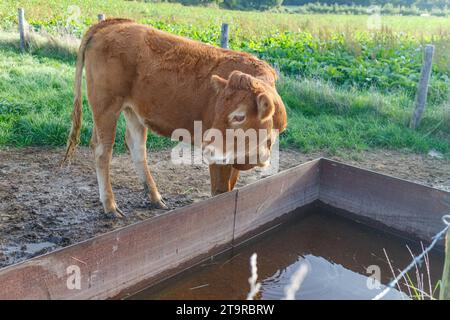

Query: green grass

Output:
[0, 37, 448, 159]
[0, 42, 173, 152]
[278, 77, 449, 157]
[0, 0, 448, 159]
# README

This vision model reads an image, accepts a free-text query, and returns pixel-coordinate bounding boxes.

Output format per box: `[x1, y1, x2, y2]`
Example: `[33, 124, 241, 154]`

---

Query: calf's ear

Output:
[211, 75, 228, 93]
[257, 93, 275, 121]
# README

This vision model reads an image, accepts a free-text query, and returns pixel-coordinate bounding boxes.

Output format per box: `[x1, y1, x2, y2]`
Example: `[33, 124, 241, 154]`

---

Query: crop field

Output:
[0, 0, 449, 158]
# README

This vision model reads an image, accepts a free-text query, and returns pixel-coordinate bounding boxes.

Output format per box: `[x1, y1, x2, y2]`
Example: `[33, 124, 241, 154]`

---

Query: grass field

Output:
[2, 1, 450, 36]
[0, 0, 449, 159]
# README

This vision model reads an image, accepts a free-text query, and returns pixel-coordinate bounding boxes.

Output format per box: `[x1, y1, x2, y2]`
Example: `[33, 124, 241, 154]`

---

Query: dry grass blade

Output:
[246, 253, 261, 300]
[383, 248, 405, 297]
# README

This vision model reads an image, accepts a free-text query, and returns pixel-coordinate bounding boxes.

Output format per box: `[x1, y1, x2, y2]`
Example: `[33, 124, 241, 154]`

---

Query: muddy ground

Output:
[0, 146, 449, 268]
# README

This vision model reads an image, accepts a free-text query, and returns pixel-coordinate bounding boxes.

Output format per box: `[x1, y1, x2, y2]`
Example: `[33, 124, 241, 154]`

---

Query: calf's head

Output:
[204, 70, 287, 170]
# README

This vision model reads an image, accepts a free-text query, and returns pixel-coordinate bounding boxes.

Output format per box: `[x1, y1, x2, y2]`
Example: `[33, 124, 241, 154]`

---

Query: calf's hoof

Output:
[150, 198, 169, 210]
[211, 190, 227, 196]
[105, 206, 126, 219]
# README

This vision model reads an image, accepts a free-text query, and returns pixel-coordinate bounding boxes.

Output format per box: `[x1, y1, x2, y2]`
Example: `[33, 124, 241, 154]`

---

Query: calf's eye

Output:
[232, 114, 246, 123]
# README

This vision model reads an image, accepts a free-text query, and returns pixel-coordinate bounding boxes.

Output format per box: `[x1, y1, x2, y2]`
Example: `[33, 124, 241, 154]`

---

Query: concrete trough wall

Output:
[0, 158, 448, 299]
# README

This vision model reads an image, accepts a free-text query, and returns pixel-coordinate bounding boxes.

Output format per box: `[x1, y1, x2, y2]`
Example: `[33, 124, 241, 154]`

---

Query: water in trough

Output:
[129, 208, 444, 300]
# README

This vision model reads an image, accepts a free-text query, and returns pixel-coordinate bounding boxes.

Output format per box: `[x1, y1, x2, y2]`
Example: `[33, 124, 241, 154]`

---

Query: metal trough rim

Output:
[0, 158, 448, 300]
[321, 157, 447, 193]
[0, 157, 443, 271]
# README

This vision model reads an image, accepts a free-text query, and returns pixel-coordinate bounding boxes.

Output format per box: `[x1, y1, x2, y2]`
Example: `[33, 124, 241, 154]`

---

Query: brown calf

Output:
[62, 19, 287, 217]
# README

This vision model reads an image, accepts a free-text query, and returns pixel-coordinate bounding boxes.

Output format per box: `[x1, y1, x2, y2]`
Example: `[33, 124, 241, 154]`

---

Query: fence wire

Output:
[373, 214, 450, 300]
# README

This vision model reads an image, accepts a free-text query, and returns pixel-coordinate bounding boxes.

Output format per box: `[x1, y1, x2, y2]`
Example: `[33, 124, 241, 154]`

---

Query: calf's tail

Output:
[61, 34, 89, 164]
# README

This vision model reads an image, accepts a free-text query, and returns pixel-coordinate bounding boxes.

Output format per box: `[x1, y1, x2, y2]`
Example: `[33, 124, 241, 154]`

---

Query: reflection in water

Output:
[261, 255, 403, 300]
[130, 210, 443, 300]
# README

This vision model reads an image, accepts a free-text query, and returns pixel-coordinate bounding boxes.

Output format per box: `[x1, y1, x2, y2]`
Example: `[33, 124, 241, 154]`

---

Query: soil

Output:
[0, 146, 449, 268]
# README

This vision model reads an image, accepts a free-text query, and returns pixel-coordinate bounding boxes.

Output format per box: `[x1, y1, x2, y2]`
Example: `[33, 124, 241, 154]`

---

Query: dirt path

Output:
[0, 147, 449, 268]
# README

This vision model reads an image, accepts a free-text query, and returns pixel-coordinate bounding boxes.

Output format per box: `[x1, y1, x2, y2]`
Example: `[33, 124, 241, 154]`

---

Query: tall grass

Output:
[384, 245, 441, 300]
[0, 34, 448, 158]
[3, 1, 448, 107]
[278, 76, 450, 158]
[1, 0, 450, 37]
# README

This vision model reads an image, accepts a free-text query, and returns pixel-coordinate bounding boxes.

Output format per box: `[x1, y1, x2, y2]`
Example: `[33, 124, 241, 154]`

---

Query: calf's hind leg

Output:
[123, 107, 167, 209]
[91, 99, 125, 218]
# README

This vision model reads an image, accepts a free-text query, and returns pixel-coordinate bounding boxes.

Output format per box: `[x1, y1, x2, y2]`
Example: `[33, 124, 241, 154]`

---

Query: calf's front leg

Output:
[209, 164, 240, 196]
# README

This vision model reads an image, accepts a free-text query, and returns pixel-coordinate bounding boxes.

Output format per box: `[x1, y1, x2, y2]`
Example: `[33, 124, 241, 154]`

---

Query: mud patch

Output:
[0, 147, 448, 268]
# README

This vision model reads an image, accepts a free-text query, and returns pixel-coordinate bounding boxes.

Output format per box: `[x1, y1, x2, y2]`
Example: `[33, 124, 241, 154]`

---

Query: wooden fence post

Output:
[410, 44, 434, 129]
[98, 13, 106, 22]
[440, 228, 450, 300]
[220, 23, 229, 49]
[18, 8, 27, 52]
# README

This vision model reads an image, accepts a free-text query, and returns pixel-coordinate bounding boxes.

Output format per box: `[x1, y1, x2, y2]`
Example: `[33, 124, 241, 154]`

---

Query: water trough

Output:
[0, 158, 449, 299]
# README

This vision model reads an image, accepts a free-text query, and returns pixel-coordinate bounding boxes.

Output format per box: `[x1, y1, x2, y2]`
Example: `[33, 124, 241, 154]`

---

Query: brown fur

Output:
[62, 19, 287, 216]
[62, 19, 134, 165]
